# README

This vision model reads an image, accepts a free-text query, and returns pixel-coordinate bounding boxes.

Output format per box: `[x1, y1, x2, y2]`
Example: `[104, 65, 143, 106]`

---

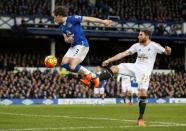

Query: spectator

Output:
[0, 0, 185, 21]
[0, 69, 186, 99]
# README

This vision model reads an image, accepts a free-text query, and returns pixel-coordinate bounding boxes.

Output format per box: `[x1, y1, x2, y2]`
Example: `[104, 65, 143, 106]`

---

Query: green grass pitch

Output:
[0, 104, 186, 131]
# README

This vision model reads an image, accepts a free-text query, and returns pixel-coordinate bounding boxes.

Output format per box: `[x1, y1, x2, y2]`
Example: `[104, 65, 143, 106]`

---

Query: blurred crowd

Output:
[0, 0, 186, 21]
[149, 72, 186, 98]
[0, 51, 185, 71]
[0, 50, 46, 69]
[58, 0, 186, 21]
[0, 69, 185, 99]
[0, 0, 50, 16]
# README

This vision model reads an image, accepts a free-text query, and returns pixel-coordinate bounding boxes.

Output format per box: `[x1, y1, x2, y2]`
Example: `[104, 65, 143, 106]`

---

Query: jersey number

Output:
[74, 49, 79, 56]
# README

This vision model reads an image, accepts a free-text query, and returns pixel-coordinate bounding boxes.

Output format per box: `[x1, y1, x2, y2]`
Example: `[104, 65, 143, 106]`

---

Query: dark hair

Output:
[53, 6, 69, 17]
[140, 28, 152, 36]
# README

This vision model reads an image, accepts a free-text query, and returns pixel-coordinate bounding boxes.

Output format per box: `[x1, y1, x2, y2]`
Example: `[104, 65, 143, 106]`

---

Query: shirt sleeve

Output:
[72, 15, 83, 23]
[154, 43, 165, 54]
[127, 43, 137, 54]
[59, 25, 65, 33]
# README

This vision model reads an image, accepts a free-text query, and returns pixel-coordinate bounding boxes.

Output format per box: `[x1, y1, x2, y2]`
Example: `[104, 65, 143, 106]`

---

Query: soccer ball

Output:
[44, 55, 57, 68]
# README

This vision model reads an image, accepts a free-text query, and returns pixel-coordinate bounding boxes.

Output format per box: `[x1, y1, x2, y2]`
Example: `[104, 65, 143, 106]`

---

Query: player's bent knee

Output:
[62, 57, 70, 64]
[110, 66, 119, 74]
[68, 64, 77, 71]
[138, 88, 147, 97]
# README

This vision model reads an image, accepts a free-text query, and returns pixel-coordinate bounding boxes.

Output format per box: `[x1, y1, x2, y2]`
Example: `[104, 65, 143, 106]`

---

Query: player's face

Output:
[54, 15, 63, 24]
[138, 31, 148, 43]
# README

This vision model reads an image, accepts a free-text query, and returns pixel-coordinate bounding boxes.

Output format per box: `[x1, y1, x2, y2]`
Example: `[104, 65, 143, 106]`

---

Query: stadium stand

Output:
[0, 69, 185, 99]
[149, 72, 186, 98]
[0, 0, 50, 16]
[0, 37, 185, 71]
[0, 0, 185, 21]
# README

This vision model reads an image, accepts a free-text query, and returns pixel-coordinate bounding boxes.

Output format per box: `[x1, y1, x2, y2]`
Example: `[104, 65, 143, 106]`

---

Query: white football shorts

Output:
[121, 76, 131, 93]
[64, 45, 89, 61]
[118, 63, 150, 91]
[94, 88, 105, 95]
[131, 87, 138, 95]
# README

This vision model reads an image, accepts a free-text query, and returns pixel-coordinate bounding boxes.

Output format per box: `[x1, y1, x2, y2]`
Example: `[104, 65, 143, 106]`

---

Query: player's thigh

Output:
[117, 63, 135, 77]
[61, 56, 70, 65]
[69, 57, 82, 69]
[61, 56, 82, 70]
[136, 72, 150, 96]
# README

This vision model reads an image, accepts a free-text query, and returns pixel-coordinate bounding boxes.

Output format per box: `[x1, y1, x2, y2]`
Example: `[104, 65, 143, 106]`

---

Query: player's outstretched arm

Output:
[164, 46, 171, 55]
[102, 51, 131, 67]
[82, 16, 112, 26]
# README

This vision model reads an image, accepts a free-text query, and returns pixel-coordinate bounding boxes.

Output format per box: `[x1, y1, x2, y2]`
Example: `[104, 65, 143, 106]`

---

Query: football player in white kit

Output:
[118, 74, 138, 104]
[117, 74, 132, 104]
[99, 29, 171, 126]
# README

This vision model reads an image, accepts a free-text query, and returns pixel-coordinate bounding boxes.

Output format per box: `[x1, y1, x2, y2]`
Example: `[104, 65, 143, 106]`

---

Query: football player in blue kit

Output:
[53, 6, 112, 87]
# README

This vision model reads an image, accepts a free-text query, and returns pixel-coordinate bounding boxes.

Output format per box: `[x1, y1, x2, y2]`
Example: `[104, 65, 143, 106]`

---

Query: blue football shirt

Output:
[131, 79, 138, 88]
[59, 15, 89, 47]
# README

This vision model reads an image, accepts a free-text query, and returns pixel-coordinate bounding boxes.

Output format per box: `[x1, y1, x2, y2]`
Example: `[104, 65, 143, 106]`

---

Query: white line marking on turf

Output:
[1, 124, 186, 131]
[1, 112, 186, 126]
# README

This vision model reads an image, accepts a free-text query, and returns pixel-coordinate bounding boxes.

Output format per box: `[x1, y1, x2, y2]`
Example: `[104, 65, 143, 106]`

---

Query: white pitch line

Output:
[0, 126, 130, 131]
[0, 112, 186, 126]
[1, 124, 186, 131]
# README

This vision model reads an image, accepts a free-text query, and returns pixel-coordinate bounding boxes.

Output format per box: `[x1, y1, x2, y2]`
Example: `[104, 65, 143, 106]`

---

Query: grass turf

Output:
[0, 104, 186, 131]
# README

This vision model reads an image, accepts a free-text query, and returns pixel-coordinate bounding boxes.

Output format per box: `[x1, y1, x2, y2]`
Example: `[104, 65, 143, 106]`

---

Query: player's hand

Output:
[65, 36, 74, 43]
[165, 46, 171, 55]
[103, 20, 112, 26]
[102, 60, 110, 67]
[165, 46, 171, 51]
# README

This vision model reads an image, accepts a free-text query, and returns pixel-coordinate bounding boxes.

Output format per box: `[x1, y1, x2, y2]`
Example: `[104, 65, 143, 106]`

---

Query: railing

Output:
[0, 16, 185, 40]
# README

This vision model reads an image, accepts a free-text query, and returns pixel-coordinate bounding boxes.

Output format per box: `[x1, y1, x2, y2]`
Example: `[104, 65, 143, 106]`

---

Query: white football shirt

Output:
[127, 41, 165, 73]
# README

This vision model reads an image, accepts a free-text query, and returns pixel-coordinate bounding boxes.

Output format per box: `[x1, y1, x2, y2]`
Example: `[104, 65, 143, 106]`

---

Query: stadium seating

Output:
[0, 0, 185, 21]
[0, 69, 185, 99]
[0, 50, 184, 71]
